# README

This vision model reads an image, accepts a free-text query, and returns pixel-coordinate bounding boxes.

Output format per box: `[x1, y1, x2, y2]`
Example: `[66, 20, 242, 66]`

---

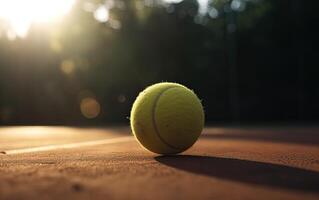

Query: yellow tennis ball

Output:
[130, 82, 205, 155]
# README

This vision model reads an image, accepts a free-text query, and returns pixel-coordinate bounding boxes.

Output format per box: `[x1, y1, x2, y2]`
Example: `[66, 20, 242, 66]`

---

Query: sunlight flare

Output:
[0, 0, 75, 38]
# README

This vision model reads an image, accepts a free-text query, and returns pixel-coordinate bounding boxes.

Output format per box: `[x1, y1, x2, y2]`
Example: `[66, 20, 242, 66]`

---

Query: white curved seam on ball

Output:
[151, 86, 183, 150]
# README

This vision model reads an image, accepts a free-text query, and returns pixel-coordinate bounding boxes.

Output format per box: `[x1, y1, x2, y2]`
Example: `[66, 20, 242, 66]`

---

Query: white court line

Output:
[2, 136, 134, 155]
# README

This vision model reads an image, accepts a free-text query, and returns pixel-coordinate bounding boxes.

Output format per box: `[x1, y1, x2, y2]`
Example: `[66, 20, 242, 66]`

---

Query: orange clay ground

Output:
[0, 126, 318, 200]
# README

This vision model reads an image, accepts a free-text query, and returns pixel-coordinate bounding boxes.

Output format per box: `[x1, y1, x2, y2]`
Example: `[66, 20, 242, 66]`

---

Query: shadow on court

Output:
[155, 155, 319, 193]
[201, 128, 319, 146]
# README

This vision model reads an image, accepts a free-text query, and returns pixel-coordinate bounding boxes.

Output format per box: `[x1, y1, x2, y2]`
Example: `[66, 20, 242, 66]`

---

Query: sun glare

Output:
[0, 0, 75, 38]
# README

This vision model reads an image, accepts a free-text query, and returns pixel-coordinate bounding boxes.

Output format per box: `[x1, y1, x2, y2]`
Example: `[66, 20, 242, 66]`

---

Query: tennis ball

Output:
[130, 82, 204, 155]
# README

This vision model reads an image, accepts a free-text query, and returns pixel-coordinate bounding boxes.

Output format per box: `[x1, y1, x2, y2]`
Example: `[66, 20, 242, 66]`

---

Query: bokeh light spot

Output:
[209, 7, 219, 18]
[94, 5, 109, 23]
[118, 94, 126, 103]
[80, 97, 101, 119]
[231, 0, 246, 12]
[60, 59, 75, 74]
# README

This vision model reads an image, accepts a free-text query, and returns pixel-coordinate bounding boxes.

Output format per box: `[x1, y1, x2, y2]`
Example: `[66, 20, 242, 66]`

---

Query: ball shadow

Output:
[155, 155, 319, 193]
[201, 127, 319, 146]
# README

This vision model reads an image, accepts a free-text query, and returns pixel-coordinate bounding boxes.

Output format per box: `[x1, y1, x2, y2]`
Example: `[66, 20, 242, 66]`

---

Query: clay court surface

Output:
[0, 126, 318, 200]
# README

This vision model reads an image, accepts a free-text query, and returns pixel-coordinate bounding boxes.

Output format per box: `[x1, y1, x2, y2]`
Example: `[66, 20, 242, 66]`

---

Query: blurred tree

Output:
[0, 0, 318, 125]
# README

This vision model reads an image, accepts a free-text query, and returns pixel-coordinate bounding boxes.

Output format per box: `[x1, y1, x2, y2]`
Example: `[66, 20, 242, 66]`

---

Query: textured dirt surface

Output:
[0, 126, 318, 200]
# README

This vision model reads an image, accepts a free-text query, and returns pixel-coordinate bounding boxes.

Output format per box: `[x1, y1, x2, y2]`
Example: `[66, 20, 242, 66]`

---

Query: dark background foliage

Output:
[0, 0, 318, 125]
